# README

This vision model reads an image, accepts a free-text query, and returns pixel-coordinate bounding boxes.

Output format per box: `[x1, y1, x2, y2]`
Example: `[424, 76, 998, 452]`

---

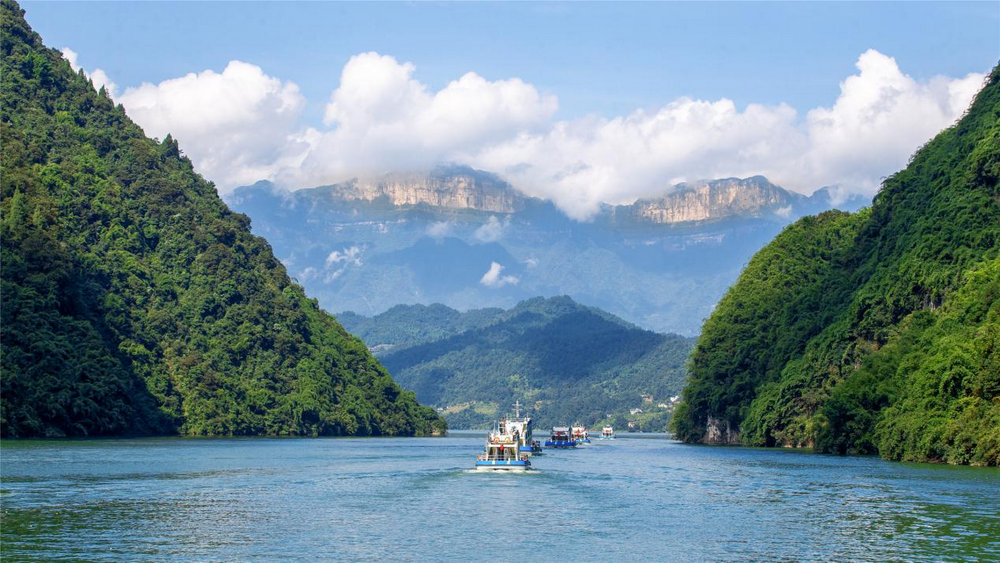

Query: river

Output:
[2, 432, 997, 561]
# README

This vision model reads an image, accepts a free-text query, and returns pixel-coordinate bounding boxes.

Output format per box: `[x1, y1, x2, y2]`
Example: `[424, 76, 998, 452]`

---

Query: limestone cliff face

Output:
[330, 166, 525, 214]
[622, 176, 803, 224]
[324, 169, 805, 222]
[703, 416, 742, 445]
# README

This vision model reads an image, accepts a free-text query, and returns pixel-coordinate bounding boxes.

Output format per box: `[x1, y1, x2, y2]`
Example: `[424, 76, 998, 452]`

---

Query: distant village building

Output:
[641, 394, 653, 403]
[658, 403, 670, 409]
[627, 421, 637, 429]
[630, 408, 643, 415]
[670, 396, 681, 404]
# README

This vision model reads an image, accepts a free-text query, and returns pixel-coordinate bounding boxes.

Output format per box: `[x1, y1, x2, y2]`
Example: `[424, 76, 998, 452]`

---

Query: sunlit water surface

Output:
[2, 432, 998, 561]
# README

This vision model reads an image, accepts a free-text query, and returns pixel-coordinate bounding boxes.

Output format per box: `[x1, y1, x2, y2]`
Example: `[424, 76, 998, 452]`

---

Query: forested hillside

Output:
[338, 304, 504, 352]
[342, 297, 694, 430]
[0, 0, 444, 437]
[672, 65, 1000, 466]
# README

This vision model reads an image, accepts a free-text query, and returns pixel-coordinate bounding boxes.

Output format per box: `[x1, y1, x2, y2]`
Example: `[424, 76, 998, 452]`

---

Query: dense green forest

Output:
[0, 0, 444, 438]
[341, 297, 694, 430]
[672, 65, 1000, 466]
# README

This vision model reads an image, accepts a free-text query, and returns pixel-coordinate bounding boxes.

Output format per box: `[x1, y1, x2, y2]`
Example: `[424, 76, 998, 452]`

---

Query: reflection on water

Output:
[2, 434, 998, 561]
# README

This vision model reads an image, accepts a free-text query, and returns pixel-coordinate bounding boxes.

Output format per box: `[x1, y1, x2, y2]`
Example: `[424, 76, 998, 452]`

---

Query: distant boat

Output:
[475, 419, 532, 472]
[508, 401, 543, 456]
[545, 427, 576, 448]
[571, 426, 591, 445]
[599, 426, 616, 440]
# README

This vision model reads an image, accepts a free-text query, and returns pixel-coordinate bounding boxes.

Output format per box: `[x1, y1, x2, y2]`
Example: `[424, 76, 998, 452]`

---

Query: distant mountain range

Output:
[227, 166, 868, 335]
[338, 296, 695, 430]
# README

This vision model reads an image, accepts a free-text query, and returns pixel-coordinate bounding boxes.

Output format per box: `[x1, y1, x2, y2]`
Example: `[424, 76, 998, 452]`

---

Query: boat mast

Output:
[513, 400, 521, 419]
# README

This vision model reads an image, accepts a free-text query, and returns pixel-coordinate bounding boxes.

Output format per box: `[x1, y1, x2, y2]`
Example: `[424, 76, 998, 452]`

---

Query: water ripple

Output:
[1, 436, 997, 561]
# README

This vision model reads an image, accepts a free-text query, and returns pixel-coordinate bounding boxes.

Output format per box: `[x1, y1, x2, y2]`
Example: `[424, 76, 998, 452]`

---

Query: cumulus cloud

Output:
[61, 47, 117, 97]
[474, 215, 509, 243]
[470, 50, 984, 218]
[480, 261, 519, 288]
[797, 50, 986, 197]
[77, 47, 983, 220]
[426, 220, 454, 240]
[291, 52, 558, 186]
[117, 61, 309, 189]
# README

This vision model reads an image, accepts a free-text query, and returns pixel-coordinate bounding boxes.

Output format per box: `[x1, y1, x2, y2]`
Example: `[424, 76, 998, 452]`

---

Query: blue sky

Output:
[25, 2, 998, 121]
[25, 2, 1000, 218]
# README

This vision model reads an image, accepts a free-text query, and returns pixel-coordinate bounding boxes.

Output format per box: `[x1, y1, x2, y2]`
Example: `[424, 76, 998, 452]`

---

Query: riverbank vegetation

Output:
[672, 64, 1000, 466]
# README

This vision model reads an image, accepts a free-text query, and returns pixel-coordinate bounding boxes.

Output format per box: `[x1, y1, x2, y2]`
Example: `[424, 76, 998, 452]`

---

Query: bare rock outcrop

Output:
[623, 176, 803, 224]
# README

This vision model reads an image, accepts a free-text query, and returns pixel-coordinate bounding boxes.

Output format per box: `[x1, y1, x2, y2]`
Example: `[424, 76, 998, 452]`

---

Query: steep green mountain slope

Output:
[341, 297, 695, 430]
[0, 0, 444, 437]
[672, 66, 1000, 465]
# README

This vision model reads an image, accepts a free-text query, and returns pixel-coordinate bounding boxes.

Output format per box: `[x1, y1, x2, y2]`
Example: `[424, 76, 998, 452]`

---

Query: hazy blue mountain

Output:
[337, 304, 505, 353]
[227, 167, 868, 335]
[338, 296, 696, 430]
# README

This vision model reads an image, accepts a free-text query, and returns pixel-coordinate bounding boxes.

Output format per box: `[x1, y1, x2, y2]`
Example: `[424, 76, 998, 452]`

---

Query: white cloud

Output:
[774, 205, 793, 218]
[797, 50, 986, 197]
[117, 61, 308, 189]
[322, 245, 364, 283]
[79, 48, 983, 220]
[480, 261, 519, 288]
[474, 215, 508, 243]
[469, 50, 983, 218]
[297, 266, 318, 281]
[292, 52, 558, 186]
[325, 245, 363, 268]
[426, 221, 454, 240]
[61, 47, 79, 70]
[61, 47, 117, 97]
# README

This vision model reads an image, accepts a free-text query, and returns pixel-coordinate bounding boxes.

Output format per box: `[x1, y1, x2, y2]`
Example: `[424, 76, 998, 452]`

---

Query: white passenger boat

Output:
[475, 419, 532, 472]
[599, 425, 616, 440]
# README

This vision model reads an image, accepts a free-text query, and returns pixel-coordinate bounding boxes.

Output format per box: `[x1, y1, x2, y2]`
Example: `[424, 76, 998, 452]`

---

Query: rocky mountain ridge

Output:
[228, 169, 869, 335]
[618, 176, 803, 224]
[320, 165, 526, 214]
[284, 167, 861, 225]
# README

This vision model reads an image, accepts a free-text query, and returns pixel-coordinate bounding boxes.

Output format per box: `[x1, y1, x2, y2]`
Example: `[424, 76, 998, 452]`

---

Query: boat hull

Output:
[474, 460, 532, 472]
[544, 441, 576, 448]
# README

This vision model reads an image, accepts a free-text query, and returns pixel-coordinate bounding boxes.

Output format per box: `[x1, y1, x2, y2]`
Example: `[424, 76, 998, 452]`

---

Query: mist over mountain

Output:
[227, 166, 867, 335]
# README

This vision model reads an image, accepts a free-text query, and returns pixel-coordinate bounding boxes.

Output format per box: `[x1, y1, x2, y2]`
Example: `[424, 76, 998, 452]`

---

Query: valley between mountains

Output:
[3, 0, 997, 466]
